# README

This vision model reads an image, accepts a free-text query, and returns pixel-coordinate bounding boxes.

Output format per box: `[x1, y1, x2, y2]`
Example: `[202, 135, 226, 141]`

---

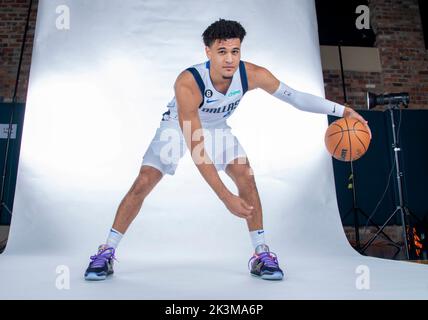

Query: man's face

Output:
[205, 38, 241, 79]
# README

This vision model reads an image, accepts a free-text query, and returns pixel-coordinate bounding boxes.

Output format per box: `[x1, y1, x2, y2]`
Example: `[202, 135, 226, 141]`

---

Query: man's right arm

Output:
[175, 71, 229, 200]
[174, 71, 253, 219]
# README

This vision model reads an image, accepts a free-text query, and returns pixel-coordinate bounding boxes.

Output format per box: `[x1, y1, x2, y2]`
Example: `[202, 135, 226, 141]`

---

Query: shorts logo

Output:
[205, 89, 213, 98]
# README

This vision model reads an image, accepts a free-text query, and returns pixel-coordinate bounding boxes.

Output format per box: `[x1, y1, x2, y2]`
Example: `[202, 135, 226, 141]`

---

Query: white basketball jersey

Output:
[161, 60, 248, 125]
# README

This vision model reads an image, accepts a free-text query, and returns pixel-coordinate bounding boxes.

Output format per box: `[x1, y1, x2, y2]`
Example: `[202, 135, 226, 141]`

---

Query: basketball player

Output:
[84, 19, 371, 281]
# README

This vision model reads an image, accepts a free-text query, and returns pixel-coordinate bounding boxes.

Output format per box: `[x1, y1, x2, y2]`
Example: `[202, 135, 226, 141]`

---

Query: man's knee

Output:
[130, 166, 162, 197]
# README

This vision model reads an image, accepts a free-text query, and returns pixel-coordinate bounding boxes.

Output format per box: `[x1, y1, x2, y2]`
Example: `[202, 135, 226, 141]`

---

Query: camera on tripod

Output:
[367, 92, 410, 109]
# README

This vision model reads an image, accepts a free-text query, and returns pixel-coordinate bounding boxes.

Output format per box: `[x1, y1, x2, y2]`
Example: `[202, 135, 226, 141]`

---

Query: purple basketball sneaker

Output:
[85, 245, 116, 281]
[248, 244, 284, 280]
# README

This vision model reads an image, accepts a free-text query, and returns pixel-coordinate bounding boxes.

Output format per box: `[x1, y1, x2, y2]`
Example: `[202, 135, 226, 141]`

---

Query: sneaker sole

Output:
[85, 272, 111, 281]
[251, 272, 284, 281]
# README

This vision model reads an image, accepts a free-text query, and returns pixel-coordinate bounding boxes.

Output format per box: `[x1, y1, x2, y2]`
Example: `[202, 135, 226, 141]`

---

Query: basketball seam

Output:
[327, 131, 345, 138]
[345, 118, 352, 161]
[327, 129, 369, 138]
[332, 123, 344, 131]
[352, 120, 368, 154]
[353, 129, 370, 135]
[332, 130, 344, 159]
[355, 135, 367, 154]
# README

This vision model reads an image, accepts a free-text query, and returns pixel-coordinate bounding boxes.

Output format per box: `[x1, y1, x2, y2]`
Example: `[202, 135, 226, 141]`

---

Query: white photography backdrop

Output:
[0, 0, 427, 299]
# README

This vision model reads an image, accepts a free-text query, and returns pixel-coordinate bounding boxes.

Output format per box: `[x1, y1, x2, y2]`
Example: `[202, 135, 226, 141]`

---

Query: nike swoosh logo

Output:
[206, 99, 219, 103]
[257, 231, 264, 235]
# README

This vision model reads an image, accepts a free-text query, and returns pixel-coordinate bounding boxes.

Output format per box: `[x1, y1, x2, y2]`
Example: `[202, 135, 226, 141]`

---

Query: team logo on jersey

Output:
[228, 90, 241, 97]
[205, 89, 213, 98]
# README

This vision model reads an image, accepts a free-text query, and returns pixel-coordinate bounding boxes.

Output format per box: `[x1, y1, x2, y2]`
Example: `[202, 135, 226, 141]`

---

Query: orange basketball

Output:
[325, 117, 371, 161]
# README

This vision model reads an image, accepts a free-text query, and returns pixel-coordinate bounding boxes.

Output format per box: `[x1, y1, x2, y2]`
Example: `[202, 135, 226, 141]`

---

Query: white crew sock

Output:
[249, 229, 265, 250]
[106, 228, 123, 249]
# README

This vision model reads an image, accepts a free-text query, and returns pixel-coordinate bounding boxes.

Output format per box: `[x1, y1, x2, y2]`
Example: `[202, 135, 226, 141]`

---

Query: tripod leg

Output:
[360, 209, 400, 248]
[361, 208, 400, 254]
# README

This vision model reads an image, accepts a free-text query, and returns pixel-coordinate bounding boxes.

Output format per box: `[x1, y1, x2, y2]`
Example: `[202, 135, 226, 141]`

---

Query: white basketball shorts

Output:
[142, 120, 247, 175]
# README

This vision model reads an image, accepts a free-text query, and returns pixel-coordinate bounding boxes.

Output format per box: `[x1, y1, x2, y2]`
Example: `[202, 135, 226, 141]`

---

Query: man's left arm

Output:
[246, 63, 372, 139]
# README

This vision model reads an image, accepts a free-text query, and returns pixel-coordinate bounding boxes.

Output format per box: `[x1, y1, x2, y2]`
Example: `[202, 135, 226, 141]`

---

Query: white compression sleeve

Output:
[272, 81, 345, 117]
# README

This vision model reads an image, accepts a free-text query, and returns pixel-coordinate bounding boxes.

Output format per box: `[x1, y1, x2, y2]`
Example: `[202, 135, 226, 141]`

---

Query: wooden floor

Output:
[409, 260, 428, 265]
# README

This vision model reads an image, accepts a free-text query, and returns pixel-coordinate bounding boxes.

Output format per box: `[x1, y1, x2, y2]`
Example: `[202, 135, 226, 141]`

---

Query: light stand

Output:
[342, 160, 401, 255]
[361, 101, 414, 259]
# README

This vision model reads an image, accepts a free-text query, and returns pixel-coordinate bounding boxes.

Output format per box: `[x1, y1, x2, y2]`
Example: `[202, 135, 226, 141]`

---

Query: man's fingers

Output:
[235, 212, 247, 219]
[239, 202, 253, 217]
[242, 200, 254, 211]
[229, 198, 254, 219]
[241, 207, 253, 216]
[243, 212, 254, 219]
[347, 111, 372, 140]
[235, 211, 253, 219]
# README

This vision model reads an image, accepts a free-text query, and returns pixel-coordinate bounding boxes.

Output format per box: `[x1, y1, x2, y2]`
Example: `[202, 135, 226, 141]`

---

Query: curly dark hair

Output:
[202, 19, 246, 47]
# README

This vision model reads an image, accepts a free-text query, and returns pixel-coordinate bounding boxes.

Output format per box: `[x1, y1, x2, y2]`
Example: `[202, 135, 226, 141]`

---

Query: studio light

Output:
[367, 92, 410, 109]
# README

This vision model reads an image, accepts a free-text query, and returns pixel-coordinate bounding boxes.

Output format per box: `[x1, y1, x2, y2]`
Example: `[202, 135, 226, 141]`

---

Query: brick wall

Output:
[323, 0, 428, 110]
[323, 70, 382, 108]
[0, 0, 38, 103]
